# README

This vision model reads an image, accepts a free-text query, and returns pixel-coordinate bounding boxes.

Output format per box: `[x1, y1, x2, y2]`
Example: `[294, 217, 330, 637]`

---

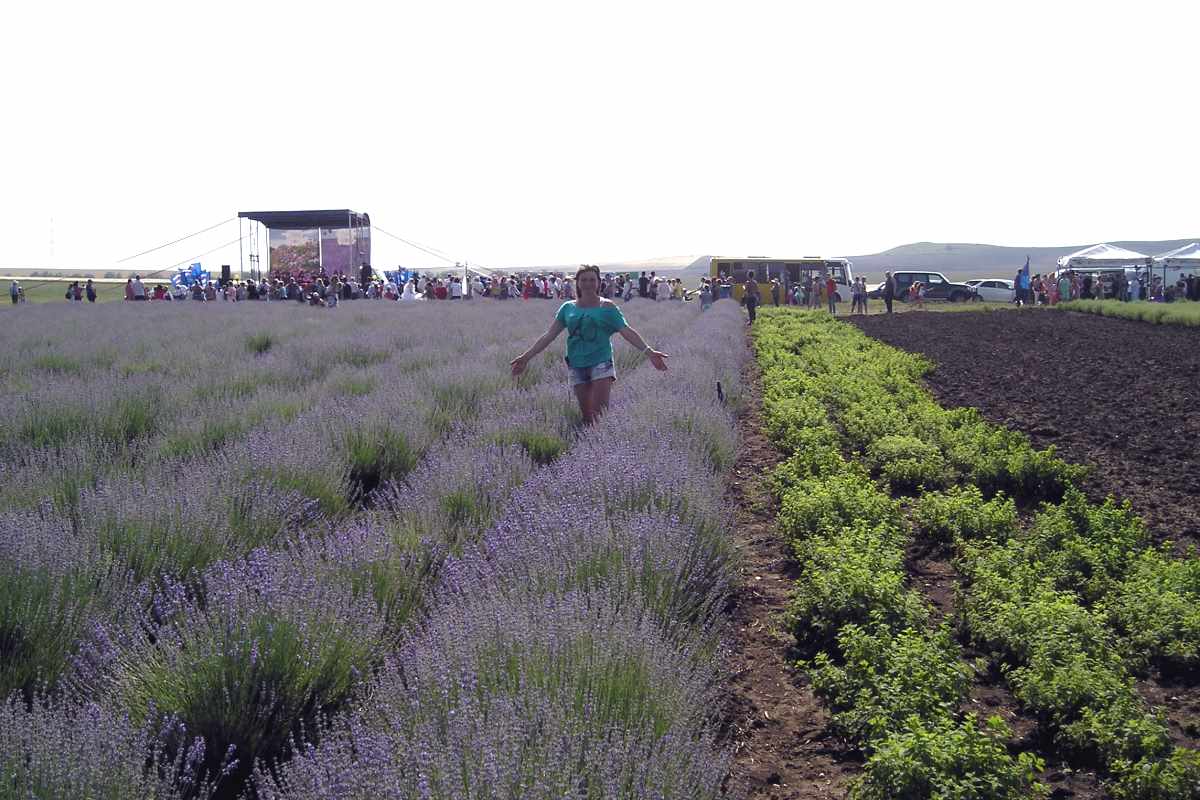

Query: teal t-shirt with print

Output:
[555, 301, 628, 368]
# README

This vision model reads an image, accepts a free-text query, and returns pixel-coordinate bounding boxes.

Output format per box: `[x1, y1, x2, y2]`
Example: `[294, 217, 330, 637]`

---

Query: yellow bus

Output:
[710, 256, 855, 304]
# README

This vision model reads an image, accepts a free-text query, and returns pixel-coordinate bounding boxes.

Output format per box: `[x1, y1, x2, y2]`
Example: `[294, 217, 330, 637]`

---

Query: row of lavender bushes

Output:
[0, 303, 580, 708]
[0, 299, 749, 799]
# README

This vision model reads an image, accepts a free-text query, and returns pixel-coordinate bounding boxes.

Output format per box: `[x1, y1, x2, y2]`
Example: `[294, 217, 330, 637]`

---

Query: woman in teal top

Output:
[511, 265, 669, 425]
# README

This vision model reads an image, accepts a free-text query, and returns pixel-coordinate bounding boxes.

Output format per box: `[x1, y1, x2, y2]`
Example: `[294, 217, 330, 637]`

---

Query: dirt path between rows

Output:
[722, 358, 858, 800]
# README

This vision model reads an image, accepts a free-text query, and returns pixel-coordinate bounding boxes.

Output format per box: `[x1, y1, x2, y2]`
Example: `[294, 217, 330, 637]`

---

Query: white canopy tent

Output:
[1153, 242, 1200, 271]
[1054, 244, 1153, 300]
[1056, 243, 1152, 271]
[1152, 242, 1200, 293]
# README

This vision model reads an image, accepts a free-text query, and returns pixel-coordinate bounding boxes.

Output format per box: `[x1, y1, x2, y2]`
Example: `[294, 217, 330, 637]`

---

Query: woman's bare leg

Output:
[573, 383, 593, 425]
[589, 377, 614, 421]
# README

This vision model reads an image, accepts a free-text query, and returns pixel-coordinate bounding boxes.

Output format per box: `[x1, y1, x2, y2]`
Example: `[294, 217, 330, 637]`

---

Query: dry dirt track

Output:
[850, 308, 1200, 548]
[722, 361, 857, 799]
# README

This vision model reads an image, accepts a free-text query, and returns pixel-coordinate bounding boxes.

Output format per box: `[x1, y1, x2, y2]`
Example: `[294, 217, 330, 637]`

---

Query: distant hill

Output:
[492, 255, 710, 276]
[843, 239, 1200, 281]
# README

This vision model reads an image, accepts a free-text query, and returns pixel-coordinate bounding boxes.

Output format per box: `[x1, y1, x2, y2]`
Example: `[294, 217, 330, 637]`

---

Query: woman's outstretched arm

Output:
[618, 326, 669, 371]
[511, 320, 566, 375]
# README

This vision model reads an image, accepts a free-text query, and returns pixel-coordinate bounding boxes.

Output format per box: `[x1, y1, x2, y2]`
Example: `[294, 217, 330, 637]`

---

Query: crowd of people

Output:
[30, 268, 705, 309]
[14, 266, 1198, 312]
[1014, 269, 1200, 306]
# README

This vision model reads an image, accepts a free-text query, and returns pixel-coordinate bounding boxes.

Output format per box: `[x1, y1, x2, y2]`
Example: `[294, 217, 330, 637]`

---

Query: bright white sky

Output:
[3, 0, 1197, 272]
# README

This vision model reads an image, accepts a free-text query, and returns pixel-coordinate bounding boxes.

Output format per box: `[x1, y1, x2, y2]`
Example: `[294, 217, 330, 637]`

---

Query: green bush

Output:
[809, 622, 970, 741]
[788, 522, 926, 652]
[911, 486, 1018, 549]
[771, 438, 848, 493]
[867, 434, 950, 492]
[853, 715, 1047, 800]
[1027, 491, 1149, 606]
[1111, 747, 1200, 800]
[778, 472, 901, 544]
[1104, 549, 1200, 673]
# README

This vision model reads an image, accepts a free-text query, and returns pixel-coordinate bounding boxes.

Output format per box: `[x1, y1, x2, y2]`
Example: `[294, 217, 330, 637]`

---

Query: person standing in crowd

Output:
[882, 271, 896, 314]
[850, 276, 865, 315]
[638, 271, 649, 299]
[743, 272, 760, 325]
[9, 280, 18, 304]
[699, 279, 713, 311]
[825, 273, 838, 314]
[1057, 272, 1070, 305]
[132, 275, 146, 301]
[84, 279, 96, 303]
[770, 279, 780, 307]
[511, 264, 668, 426]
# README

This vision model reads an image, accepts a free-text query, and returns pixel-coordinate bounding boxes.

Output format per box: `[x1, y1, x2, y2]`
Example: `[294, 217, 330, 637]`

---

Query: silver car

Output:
[965, 278, 1015, 303]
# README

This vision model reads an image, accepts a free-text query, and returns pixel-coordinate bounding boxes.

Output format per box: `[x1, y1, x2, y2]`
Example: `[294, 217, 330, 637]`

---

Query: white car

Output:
[965, 278, 1015, 303]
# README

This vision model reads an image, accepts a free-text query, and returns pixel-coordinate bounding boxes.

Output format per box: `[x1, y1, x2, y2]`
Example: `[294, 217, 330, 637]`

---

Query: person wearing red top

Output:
[435, 281, 448, 300]
[825, 276, 838, 314]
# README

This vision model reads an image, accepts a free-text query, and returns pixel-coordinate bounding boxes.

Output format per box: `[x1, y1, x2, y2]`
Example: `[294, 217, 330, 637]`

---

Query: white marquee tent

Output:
[1056, 243, 1152, 271]
[1152, 242, 1200, 286]
[1153, 242, 1200, 269]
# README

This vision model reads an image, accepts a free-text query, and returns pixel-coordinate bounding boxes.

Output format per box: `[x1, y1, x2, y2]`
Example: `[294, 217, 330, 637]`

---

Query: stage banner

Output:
[269, 229, 320, 274]
[320, 228, 356, 274]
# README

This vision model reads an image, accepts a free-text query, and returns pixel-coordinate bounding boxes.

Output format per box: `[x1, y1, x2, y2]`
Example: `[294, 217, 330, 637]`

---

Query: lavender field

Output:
[0, 299, 749, 799]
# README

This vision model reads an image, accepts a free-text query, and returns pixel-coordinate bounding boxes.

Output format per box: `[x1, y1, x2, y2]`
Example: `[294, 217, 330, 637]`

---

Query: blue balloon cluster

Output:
[170, 263, 212, 288]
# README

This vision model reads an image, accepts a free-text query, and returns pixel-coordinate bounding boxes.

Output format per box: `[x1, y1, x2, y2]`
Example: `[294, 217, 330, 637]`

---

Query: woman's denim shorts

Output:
[568, 360, 616, 387]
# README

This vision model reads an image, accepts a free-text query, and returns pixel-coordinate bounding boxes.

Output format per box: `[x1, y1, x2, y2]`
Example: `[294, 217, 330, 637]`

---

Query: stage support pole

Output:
[238, 217, 244, 279]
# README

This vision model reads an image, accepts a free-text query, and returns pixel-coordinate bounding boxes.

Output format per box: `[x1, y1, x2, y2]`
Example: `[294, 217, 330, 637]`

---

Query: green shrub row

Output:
[754, 308, 1200, 799]
[1058, 299, 1200, 327]
[757, 310, 1046, 799]
[755, 311, 1085, 504]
